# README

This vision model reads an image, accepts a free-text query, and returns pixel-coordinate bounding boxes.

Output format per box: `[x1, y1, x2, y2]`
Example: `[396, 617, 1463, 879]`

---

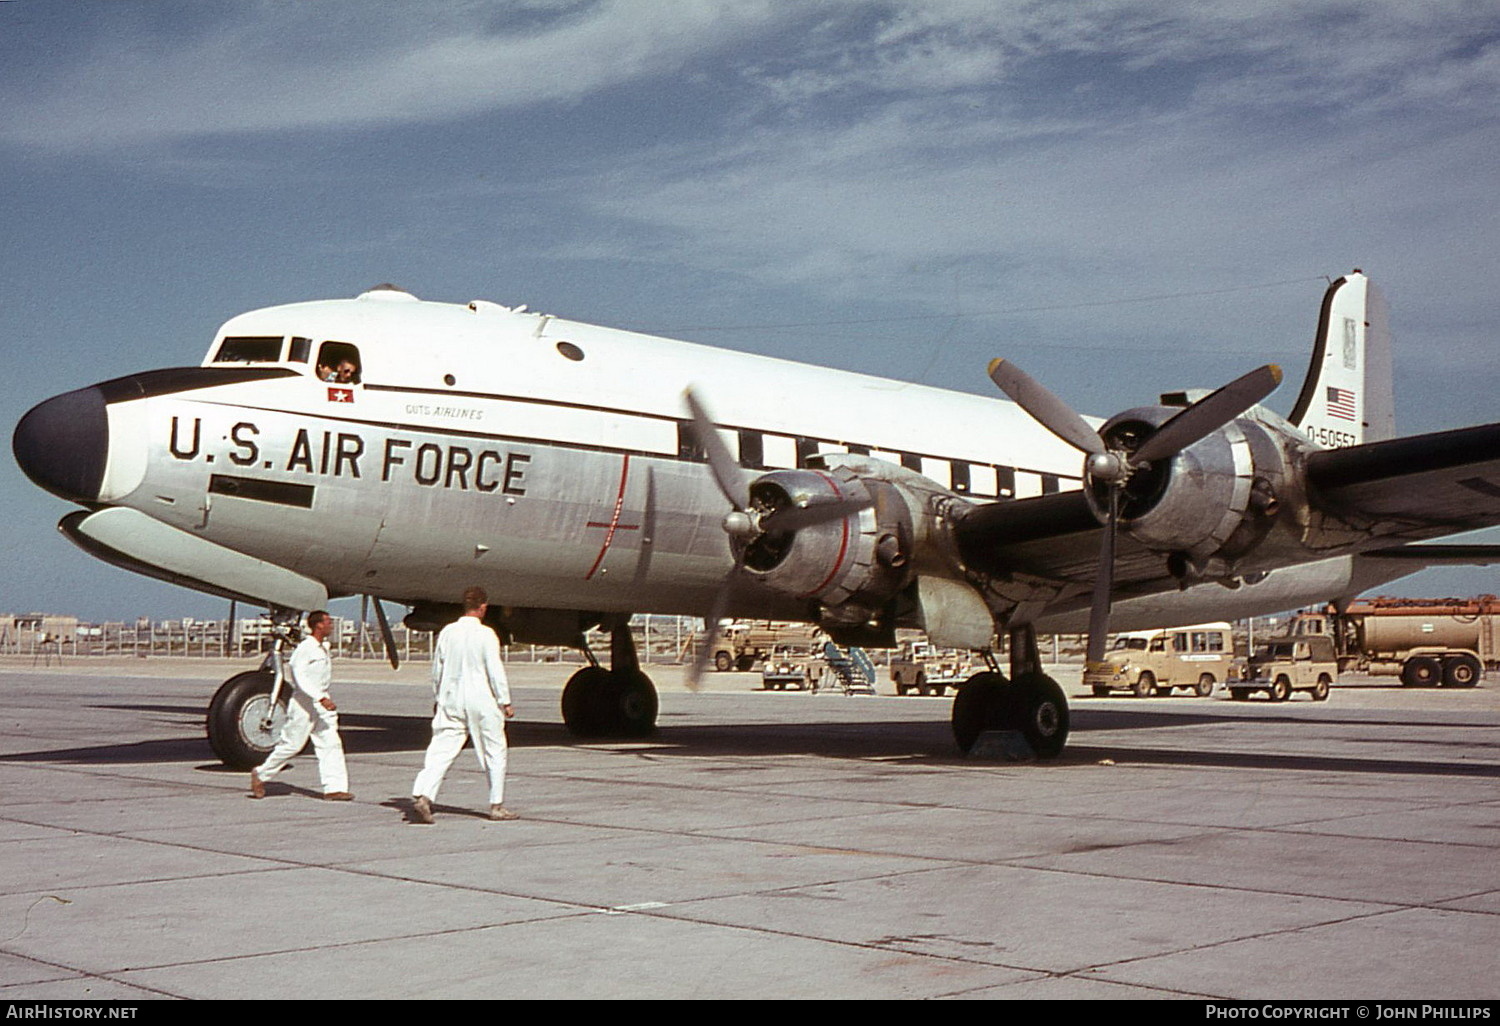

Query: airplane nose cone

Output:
[13, 386, 108, 503]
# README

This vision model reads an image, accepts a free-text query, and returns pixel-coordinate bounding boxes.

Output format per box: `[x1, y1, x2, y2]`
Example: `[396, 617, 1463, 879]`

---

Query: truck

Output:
[1230, 634, 1337, 702]
[1290, 596, 1497, 687]
[712, 621, 822, 672]
[889, 641, 972, 696]
[761, 644, 816, 690]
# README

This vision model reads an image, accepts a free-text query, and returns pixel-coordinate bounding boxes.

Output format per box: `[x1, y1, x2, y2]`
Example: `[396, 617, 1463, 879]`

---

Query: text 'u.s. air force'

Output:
[168, 418, 529, 495]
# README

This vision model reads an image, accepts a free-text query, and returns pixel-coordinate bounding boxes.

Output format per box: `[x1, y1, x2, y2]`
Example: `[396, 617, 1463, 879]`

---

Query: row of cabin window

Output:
[676, 422, 1067, 500]
[215, 335, 1070, 499]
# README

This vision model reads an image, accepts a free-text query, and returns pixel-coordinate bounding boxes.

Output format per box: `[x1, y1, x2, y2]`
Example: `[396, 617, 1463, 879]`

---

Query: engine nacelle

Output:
[739, 462, 914, 618]
[1091, 405, 1291, 575]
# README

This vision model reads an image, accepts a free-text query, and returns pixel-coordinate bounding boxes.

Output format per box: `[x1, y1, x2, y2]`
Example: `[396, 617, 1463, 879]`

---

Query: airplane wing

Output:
[949, 420, 1500, 619]
[1305, 422, 1500, 531]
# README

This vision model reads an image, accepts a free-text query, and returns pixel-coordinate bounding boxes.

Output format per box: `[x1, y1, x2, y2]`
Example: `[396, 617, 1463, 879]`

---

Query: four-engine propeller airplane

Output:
[14, 271, 1500, 766]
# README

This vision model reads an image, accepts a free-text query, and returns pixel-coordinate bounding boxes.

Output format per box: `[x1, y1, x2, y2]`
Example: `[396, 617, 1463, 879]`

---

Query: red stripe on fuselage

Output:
[584, 453, 638, 580]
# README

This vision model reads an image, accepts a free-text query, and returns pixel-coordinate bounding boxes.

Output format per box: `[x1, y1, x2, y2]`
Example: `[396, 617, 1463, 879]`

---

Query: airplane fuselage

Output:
[93, 288, 1092, 615]
[19, 285, 1415, 636]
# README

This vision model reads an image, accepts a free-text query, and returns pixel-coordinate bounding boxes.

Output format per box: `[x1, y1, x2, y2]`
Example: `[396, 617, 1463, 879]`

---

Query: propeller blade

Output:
[757, 496, 872, 534]
[683, 387, 751, 511]
[370, 595, 400, 670]
[1085, 487, 1119, 665]
[1132, 364, 1282, 465]
[686, 569, 738, 692]
[988, 358, 1106, 457]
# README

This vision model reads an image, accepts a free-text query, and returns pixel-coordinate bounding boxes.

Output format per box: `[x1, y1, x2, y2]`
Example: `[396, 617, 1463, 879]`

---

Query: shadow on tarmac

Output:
[1, 701, 1496, 780]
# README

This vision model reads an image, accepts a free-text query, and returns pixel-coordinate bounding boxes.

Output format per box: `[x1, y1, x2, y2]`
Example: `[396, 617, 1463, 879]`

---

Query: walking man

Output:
[411, 586, 516, 823]
[250, 610, 352, 801]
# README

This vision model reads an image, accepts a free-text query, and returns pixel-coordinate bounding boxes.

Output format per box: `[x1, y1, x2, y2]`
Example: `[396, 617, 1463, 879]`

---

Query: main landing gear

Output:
[561, 617, 659, 738]
[950, 624, 1069, 759]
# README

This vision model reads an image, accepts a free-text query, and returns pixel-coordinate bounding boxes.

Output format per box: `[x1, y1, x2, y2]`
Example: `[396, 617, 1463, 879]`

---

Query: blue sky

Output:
[2, 0, 1498, 622]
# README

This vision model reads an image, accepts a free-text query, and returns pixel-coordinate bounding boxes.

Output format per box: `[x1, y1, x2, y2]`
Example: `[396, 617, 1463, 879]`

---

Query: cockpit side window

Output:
[288, 337, 312, 364]
[315, 341, 362, 385]
[214, 336, 285, 363]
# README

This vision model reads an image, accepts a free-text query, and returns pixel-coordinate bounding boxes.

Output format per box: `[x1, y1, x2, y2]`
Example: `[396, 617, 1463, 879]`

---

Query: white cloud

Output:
[1, 0, 790, 150]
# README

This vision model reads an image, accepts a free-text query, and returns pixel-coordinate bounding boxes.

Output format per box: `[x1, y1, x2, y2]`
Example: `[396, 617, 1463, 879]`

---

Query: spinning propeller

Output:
[681, 388, 871, 690]
[987, 360, 1283, 663]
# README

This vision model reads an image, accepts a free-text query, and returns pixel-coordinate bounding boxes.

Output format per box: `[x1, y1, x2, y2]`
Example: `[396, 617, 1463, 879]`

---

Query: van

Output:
[1084, 623, 1236, 697]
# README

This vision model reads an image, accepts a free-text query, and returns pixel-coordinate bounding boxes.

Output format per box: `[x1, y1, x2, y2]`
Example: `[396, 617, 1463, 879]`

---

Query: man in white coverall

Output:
[250, 610, 352, 801]
[411, 586, 516, 824]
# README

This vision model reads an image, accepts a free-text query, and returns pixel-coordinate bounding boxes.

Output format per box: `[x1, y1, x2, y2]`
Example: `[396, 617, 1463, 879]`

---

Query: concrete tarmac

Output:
[0, 657, 1496, 1000]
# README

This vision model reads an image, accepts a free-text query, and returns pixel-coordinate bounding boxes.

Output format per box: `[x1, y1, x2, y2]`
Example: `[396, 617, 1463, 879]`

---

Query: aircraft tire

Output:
[561, 666, 613, 737]
[604, 670, 659, 736]
[563, 668, 658, 738]
[1008, 672, 1070, 759]
[951, 671, 1007, 754]
[206, 670, 287, 770]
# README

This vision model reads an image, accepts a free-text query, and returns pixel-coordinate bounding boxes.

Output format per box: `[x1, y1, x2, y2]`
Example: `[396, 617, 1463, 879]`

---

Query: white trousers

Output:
[256, 690, 349, 794]
[412, 703, 507, 806]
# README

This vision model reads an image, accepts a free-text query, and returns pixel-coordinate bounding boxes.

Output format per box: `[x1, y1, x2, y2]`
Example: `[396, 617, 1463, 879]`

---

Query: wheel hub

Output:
[1032, 700, 1061, 737]
[238, 695, 284, 748]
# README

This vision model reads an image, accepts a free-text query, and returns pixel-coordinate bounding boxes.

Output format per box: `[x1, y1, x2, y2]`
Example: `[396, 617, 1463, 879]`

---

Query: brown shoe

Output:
[249, 771, 265, 799]
[411, 795, 434, 824]
[488, 804, 518, 821]
[324, 791, 354, 802]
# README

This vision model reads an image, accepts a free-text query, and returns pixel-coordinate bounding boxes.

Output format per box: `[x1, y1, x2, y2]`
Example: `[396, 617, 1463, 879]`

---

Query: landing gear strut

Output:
[950, 624, 1069, 758]
[205, 612, 299, 769]
[561, 617, 659, 738]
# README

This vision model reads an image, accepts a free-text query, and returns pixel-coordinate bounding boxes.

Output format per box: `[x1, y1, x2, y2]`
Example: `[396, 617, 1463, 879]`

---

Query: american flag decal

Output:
[1326, 386, 1355, 421]
[328, 387, 354, 403]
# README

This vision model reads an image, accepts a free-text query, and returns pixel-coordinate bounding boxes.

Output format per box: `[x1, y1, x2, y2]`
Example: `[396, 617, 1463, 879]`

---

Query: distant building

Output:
[0, 613, 81, 648]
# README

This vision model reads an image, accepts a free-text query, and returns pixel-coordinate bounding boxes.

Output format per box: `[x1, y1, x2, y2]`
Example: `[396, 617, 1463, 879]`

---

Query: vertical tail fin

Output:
[1288, 270, 1396, 448]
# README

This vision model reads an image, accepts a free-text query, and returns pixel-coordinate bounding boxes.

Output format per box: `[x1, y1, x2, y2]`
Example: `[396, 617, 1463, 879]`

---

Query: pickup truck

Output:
[890, 642, 971, 696]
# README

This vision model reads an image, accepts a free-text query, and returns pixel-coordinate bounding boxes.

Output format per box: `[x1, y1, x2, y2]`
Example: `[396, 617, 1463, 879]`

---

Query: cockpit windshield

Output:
[213, 336, 284, 363]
